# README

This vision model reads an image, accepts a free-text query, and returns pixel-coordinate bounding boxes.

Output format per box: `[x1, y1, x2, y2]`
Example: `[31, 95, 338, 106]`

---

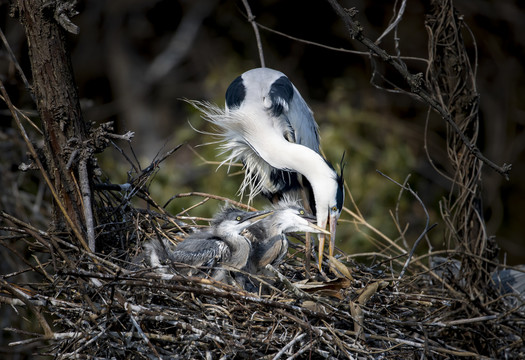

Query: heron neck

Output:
[258, 135, 334, 188]
[255, 137, 336, 221]
[237, 108, 337, 218]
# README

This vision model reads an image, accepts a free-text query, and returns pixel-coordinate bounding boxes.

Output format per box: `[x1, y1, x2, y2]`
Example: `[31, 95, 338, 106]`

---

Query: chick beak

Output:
[241, 210, 274, 229]
[307, 222, 331, 235]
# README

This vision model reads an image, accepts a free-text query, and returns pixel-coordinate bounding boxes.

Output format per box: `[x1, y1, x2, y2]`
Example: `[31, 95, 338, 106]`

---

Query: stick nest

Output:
[1, 155, 524, 360]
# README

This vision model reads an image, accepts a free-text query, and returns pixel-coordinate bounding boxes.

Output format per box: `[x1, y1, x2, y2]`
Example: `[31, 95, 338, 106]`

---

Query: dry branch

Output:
[326, 0, 511, 179]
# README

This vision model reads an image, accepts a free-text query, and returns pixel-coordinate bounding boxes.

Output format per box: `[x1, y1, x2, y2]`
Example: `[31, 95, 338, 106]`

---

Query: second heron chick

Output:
[243, 202, 330, 275]
[143, 208, 272, 283]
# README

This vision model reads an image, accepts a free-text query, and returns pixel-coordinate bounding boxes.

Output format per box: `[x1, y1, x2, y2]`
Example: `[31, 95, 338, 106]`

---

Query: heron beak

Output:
[241, 210, 274, 228]
[317, 214, 338, 271]
[317, 217, 328, 271]
[301, 212, 330, 234]
[306, 221, 331, 235]
[328, 213, 338, 258]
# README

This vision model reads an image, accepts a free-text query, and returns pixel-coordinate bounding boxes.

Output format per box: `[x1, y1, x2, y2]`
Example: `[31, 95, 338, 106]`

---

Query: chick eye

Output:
[236, 216, 242, 221]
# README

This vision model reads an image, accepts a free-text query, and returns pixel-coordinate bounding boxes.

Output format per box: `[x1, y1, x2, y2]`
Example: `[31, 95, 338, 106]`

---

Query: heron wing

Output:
[267, 75, 320, 152]
[250, 234, 288, 270]
[287, 84, 320, 152]
[169, 235, 231, 267]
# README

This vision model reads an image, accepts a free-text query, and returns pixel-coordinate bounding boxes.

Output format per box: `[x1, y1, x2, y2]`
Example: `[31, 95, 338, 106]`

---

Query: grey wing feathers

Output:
[286, 84, 320, 152]
[142, 236, 230, 270]
[252, 234, 288, 268]
[169, 236, 231, 266]
[492, 265, 525, 295]
[267, 72, 320, 152]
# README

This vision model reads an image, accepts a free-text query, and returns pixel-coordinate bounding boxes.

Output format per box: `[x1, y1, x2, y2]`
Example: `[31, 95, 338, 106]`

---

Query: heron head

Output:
[271, 206, 331, 235]
[213, 208, 274, 238]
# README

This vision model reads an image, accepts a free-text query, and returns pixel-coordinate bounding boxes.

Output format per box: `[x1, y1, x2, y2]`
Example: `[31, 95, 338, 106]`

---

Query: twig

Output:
[265, 264, 314, 300]
[175, 197, 210, 217]
[256, 21, 428, 64]
[375, 0, 407, 45]
[241, 0, 265, 67]
[106, 130, 135, 142]
[0, 27, 35, 103]
[53, 1, 80, 34]
[271, 332, 306, 360]
[0, 279, 53, 337]
[376, 170, 437, 280]
[164, 191, 256, 211]
[126, 303, 163, 359]
[287, 340, 316, 359]
[440, 314, 498, 326]
[79, 158, 96, 251]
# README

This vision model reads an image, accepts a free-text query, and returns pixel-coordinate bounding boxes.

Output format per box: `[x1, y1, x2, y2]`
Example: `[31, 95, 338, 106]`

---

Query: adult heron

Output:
[142, 208, 272, 283]
[191, 67, 344, 271]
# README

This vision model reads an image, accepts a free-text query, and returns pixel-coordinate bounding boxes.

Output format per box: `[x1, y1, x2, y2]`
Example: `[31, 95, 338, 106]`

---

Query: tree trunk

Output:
[16, 0, 89, 243]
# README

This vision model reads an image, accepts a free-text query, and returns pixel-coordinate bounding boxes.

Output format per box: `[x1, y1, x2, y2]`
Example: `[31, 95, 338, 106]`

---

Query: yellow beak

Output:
[317, 214, 338, 271]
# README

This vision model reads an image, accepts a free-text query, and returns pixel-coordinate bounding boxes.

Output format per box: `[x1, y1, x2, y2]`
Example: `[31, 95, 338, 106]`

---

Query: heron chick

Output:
[190, 67, 344, 271]
[243, 201, 330, 275]
[142, 208, 272, 283]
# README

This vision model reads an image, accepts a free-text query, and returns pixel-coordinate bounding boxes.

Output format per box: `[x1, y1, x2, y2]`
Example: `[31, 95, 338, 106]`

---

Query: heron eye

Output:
[299, 210, 305, 215]
[331, 206, 338, 212]
[236, 216, 242, 221]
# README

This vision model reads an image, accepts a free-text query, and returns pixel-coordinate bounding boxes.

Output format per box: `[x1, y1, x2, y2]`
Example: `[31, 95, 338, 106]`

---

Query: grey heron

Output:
[191, 67, 345, 271]
[142, 208, 272, 283]
[243, 200, 330, 275]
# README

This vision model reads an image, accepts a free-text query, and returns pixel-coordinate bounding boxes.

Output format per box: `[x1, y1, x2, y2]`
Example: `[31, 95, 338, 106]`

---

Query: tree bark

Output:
[16, 0, 89, 242]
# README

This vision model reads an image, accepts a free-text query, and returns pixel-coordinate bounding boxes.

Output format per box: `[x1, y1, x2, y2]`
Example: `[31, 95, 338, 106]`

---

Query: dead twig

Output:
[241, 0, 266, 67]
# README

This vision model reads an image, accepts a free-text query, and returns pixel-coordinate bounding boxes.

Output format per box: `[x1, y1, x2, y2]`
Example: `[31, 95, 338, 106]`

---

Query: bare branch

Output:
[326, 0, 511, 179]
[256, 21, 428, 63]
[375, 0, 407, 46]
[241, 0, 265, 67]
[79, 158, 95, 251]
[53, 1, 80, 35]
[0, 27, 35, 102]
[164, 191, 256, 211]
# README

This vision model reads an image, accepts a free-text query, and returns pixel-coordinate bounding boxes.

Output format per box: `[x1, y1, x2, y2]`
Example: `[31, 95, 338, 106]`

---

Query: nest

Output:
[0, 150, 523, 360]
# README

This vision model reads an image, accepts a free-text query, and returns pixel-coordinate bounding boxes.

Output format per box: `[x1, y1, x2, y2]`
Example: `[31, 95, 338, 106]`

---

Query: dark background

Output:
[1, 0, 524, 264]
